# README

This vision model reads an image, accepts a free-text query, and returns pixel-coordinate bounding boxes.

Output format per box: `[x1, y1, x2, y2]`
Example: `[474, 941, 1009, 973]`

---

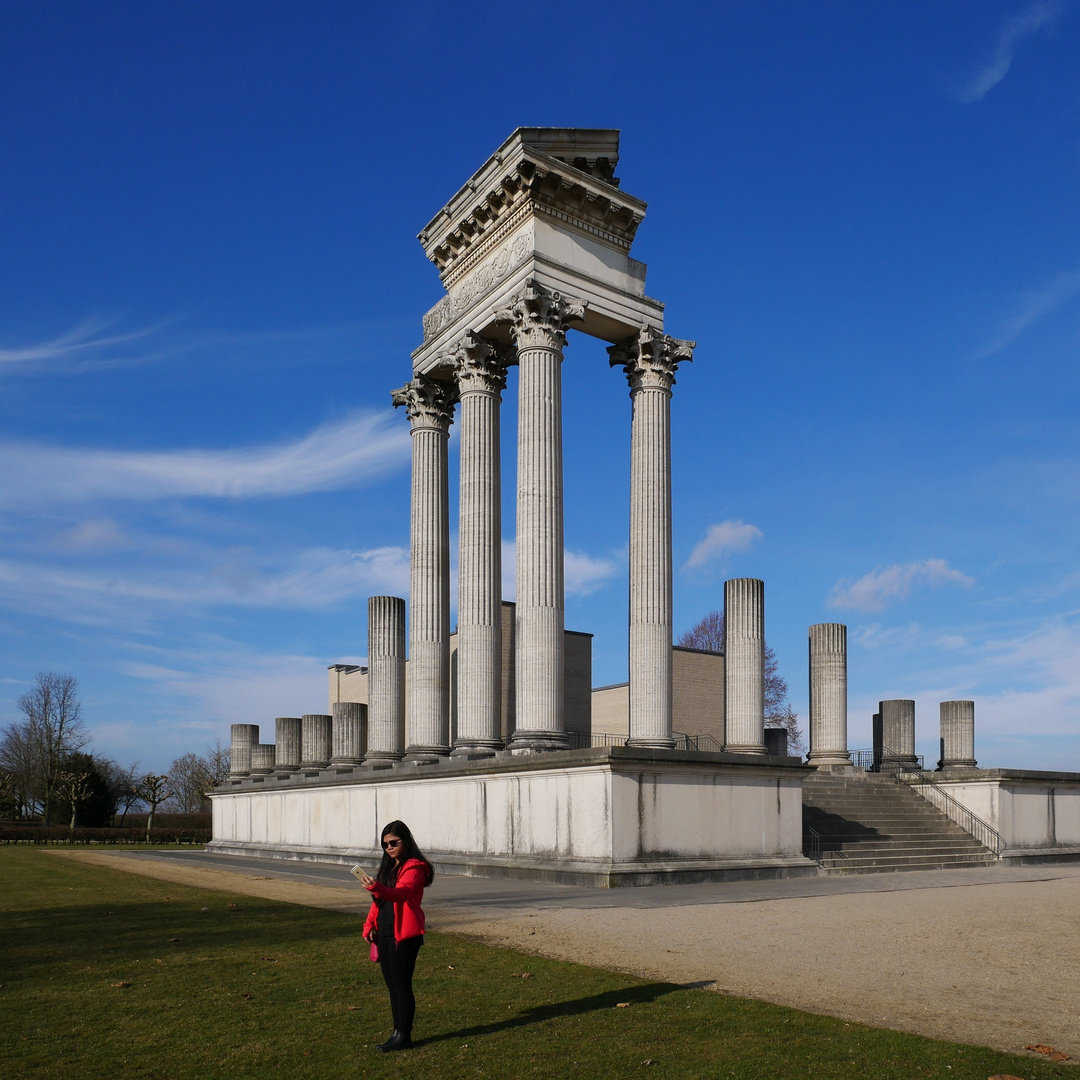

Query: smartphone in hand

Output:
[350, 864, 365, 881]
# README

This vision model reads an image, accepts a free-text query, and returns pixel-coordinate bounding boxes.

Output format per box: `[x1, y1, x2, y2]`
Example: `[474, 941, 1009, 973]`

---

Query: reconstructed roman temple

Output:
[210, 128, 1080, 884]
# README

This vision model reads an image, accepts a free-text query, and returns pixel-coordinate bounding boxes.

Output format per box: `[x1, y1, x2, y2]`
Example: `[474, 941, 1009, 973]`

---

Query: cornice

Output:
[419, 132, 648, 285]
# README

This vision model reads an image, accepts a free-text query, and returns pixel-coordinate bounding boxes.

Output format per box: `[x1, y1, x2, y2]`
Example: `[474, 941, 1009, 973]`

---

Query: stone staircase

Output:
[803, 770, 998, 874]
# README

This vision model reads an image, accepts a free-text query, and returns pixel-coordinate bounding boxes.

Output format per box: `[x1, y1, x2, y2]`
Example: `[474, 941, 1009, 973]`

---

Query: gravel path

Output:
[53, 851, 1080, 1063]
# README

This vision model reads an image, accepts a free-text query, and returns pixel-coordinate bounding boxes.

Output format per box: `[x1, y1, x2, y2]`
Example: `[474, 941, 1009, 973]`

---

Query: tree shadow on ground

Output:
[415, 981, 690, 1046]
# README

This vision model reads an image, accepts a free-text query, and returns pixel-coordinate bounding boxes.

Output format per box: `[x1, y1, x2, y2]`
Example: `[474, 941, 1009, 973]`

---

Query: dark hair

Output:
[375, 820, 434, 887]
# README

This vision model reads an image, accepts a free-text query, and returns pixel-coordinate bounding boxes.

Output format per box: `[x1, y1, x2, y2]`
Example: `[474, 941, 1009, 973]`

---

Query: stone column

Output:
[879, 699, 917, 764]
[300, 714, 332, 769]
[496, 280, 585, 750]
[723, 578, 766, 754]
[450, 332, 508, 755]
[273, 717, 302, 775]
[807, 623, 852, 766]
[330, 702, 366, 765]
[392, 375, 457, 761]
[251, 743, 276, 774]
[229, 723, 259, 777]
[366, 595, 406, 761]
[609, 327, 694, 748]
[940, 700, 977, 768]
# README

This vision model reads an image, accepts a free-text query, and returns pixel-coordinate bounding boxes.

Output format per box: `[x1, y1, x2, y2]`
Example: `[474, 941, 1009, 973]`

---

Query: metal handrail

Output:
[851, 747, 925, 771]
[804, 825, 822, 865]
[877, 748, 1006, 858]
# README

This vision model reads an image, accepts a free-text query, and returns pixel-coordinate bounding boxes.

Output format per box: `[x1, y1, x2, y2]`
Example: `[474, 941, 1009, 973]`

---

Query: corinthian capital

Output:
[391, 374, 458, 433]
[443, 331, 508, 397]
[494, 279, 586, 351]
[608, 326, 695, 393]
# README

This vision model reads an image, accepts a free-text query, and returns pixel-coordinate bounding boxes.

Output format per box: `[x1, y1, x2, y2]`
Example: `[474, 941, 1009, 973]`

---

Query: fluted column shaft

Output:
[251, 743, 276, 774]
[808, 623, 851, 766]
[452, 334, 507, 753]
[366, 595, 406, 761]
[940, 700, 977, 767]
[610, 328, 695, 748]
[724, 578, 766, 754]
[879, 699, 917, 764]
[300, 714, 332, 769]
[392, 376, 457, 760]
[330, 702, 366, 765]
[496, 281, 585, 749]
[229, 723, 259, 777]
[273, 717, 302, 774]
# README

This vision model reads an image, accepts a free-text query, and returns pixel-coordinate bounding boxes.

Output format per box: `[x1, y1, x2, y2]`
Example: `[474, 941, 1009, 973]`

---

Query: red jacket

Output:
[362, 858, 431, 943]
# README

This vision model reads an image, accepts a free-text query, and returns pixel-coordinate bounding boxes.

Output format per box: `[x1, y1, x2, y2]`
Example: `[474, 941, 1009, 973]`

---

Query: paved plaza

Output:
[57, 849, 1080, 1063]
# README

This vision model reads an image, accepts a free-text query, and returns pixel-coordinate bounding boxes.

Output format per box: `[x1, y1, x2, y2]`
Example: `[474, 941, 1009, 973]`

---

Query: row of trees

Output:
[0, 672, 230, 828]
[678, 610, 806, 753]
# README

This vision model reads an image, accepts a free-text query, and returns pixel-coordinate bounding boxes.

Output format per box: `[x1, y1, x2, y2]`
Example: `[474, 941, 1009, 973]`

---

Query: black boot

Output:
[376, 1030, 402, 1052]
[380, 1030, 412, 1052]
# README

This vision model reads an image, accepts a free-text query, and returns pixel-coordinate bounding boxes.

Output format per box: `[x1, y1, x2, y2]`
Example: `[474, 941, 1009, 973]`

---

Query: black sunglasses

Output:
[382, 838, 402, 849]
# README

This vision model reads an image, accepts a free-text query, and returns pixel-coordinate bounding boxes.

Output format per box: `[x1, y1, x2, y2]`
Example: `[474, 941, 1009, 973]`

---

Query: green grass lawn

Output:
[0, 847, 1070, 1080]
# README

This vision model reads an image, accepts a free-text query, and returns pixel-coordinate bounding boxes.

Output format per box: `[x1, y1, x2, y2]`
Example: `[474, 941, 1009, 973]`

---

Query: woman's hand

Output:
[358, 870, 378, 891]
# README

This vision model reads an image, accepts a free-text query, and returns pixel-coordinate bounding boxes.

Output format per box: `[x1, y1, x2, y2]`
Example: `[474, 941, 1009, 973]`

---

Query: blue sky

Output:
[1, 1, 1078, 772]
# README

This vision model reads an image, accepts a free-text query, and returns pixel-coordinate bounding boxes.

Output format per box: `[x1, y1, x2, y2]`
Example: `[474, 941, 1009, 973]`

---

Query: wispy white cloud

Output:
[53, 518, 132, 552]
[0, 411, 410, 505]
[0, 318, 165, 368]
[978, 265, 1080, 356]
[830, 559, 974, 613]
[957, 1, 1059, 103]
[683, 519, 762, 572]
[501, 540, 619, 600]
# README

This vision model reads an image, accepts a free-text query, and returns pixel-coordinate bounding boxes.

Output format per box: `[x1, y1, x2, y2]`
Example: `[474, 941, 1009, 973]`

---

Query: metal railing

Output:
[803, 825, 822, 865]
[673, 732, 724, 752]
[874, 748, 1006, 858]
[563, 731, 727, 752]
[851, 747, 924, 771]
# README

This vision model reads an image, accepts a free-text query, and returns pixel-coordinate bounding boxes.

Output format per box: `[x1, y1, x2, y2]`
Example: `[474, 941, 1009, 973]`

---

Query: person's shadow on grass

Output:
[415, 981, 705, 1047]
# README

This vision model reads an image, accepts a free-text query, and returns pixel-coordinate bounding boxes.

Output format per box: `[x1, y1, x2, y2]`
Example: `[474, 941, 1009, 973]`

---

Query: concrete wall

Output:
[936, 770, 1080, 859]
[210, 748, 813, 885]
[590, 647, 725, 744]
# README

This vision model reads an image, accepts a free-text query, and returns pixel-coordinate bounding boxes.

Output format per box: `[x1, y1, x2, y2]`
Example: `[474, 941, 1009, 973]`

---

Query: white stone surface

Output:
[210, 753, 811, 878]
[366, 595, 406, 761]
[940, 700, 976, 768]
[935, 773, 1080, 855]
[724, 578, 766, 754]
[610, 329, 694, 749]
[451, 332, 506, 753]
[392, 376, 457, 759]
[807, 623, 851, 766]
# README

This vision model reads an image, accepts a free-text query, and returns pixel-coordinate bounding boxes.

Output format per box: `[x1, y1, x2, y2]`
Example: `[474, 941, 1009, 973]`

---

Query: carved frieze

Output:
[390, 374, 458, 433]
[494, 279, 587, 352]
[608, 327, 696, 393]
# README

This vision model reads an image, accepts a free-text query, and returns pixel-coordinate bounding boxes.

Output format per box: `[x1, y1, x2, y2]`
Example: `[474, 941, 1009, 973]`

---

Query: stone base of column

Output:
[363, 750, 403, 764]
[940, 758, 978, 769]
[807, 750, 853, 767]
[724, 742, 767, 755]
[272, 766, 300, 777]
[450, 740, 501, 759]
[403, 744, 449, 764]
[627, 737, 676, 750]
[508, 729, 570, 752]
[329, 755, 364, 766]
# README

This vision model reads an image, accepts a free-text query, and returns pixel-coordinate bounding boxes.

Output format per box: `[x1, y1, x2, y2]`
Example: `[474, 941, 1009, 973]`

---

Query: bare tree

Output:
[167, 741, 231, 813]
[57, 766, 93, 834]
[202, 739, 230, 787]
[0, 720, 41, 819]
[678, 611, 806, 753]
[100, 760, 143, 825]
[139, 775, 171, 841]
[15, 673, 89, 825]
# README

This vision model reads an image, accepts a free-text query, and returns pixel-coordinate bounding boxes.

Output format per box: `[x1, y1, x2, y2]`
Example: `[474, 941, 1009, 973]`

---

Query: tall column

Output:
[229, 723, 258, 777]
[807, 623, 852, 766]
[273, 717, 302, 775]
[366, 595, 406, 761]
[496, 280, 585, 750]
[392, 375, 457, 761]
[300, 714, 332, 769]
[451, 332, 507, 755]
[330, 702, 366, 766]
[609, 327, 695, 748]
[251, 743, 276, 774]
[879, 699, 917, 764]
[724, 578, 766, 754]
[940, 700, 977, 768]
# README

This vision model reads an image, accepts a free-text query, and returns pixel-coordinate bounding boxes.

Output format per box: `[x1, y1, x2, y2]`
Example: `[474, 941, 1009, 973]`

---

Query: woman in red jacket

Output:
[359, 820, 434, 1053]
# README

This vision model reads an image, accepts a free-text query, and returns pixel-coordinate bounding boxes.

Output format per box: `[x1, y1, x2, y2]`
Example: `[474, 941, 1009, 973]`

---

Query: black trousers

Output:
[377, 934, 423, 1035]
